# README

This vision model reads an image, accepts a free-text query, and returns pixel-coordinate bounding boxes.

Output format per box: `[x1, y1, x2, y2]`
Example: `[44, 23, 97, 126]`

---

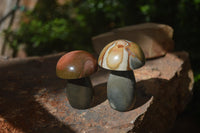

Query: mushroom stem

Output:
[66, 77, 94, 109]
[107, 70, 136, 112]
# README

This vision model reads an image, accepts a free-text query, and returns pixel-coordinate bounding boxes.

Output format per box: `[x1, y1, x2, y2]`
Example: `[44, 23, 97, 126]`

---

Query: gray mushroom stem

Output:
[66, 77, 94, 109]
[107, 71, 136, 112]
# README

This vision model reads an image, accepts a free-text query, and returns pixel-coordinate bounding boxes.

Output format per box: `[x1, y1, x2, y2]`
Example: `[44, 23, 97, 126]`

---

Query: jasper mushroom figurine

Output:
[56, 50, 98, 109]
[98, 40, 145, 112]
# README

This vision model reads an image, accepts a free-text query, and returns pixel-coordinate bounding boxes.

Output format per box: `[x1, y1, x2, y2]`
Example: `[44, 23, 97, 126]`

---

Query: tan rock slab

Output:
[92, 23, 174, 59]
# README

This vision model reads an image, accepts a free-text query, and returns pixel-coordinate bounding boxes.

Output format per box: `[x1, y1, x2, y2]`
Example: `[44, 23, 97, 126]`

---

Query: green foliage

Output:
[4, 0, 200, 60]
[195, 74, 200, 82]
[76, 0, 124, 34]
[6, 18, 73, 55]
[5, 0, 126, 56]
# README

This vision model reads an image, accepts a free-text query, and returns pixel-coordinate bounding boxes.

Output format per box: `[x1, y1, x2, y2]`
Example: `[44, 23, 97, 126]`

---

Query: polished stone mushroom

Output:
[98, 40, 145, 112]
[56, 50, 97, 109]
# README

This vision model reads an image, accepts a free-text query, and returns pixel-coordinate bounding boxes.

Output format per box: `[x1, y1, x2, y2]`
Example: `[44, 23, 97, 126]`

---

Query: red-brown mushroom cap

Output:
[56, 50, 97, 79]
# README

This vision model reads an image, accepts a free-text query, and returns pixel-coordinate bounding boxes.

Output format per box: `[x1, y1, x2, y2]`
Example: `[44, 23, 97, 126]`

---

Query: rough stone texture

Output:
[92, 23, 174, 59]
[0, 51, 193, 133]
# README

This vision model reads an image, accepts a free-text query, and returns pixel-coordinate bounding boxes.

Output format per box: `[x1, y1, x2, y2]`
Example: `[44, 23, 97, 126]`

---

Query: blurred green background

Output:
[3, 0, 200, 128]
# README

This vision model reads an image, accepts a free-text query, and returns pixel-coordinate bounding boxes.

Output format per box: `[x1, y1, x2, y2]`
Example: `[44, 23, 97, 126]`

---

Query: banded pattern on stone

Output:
[98, 40, 145, 71]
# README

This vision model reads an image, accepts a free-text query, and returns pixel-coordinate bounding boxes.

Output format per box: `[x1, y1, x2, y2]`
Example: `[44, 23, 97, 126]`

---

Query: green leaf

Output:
[195, 74, 200, 82]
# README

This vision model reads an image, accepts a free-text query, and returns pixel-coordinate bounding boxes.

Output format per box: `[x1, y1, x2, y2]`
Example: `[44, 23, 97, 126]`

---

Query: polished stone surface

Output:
[56, 50, 97, 79]
[107, 71, 136, 112]
[66, 77, 94, 109]
[98, 40, 145, 71]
